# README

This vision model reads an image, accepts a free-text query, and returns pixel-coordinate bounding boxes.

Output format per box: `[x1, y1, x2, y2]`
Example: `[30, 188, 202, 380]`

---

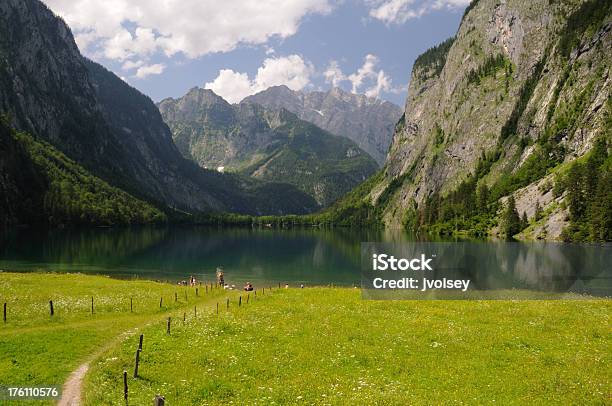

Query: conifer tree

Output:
[534, 200, 543, 221]
[521, 211, 528, 229]
[502, 195, 521, 239]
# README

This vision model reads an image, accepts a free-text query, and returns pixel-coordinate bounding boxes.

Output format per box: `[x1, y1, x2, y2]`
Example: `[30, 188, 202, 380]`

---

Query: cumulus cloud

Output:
[204, 70, 254, 104]
[205, 55, 314, 103]
[367, 0, 470, 24]
[135, 63, 166, 79]
[43, 0, 333, 71]
[347, 54, 380, 93]
[323, 61, 346, 87]
[323, 55, 405, 99]
[121, 60, 144, 71]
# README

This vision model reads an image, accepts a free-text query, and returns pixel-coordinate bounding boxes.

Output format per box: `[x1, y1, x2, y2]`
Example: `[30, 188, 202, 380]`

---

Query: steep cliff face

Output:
[0, 0, 317, 217]
[159, 88, 378, 207]
[0, 0, 113, 169]
[370, 0, 611, 240]
[243, 86, 403, 165]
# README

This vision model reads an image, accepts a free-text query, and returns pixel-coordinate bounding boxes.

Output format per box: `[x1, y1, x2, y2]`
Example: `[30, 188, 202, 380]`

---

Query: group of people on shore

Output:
[177, 275, 198, 286]
[180, 268, 305, 291]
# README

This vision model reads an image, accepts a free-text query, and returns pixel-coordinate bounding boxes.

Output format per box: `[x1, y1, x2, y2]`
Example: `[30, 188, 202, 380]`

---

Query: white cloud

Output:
[323, 54, 405, 98]
[135, 63, 166, 79]
[347, 54, 379, 93]
[367, 0, 470, 24]
[121, 60, 144, 71]
[204, 70, 254, 104]
[205, 55, 314, 103]
[43, 0, 333, 69]
[323, 60, 346, 87]
[365, 70, 406, 98]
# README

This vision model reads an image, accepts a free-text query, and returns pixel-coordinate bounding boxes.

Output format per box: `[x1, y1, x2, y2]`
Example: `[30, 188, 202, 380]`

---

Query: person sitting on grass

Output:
[244, 282, 254, 291]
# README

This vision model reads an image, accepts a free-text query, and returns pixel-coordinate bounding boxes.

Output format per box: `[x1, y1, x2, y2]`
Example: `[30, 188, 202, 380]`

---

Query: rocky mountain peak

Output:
[242, 86, 402, 165]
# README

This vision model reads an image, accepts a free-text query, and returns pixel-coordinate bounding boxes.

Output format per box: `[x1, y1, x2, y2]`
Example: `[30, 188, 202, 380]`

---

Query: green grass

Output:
[82, 286, 611, 405]
[0, 272, 231, 404]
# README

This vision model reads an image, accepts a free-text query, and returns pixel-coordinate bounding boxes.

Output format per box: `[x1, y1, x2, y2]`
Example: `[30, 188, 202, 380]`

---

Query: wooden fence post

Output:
[166, 317, 171, 335]
[3, 303, 6, 322]
[183, 312, 186, 322]
[226, 298, 229, 309]
[194, 306, 197, 318]
[49, 300, 54, 316]
[205, 285, 208, 294]
[216, 302, 219, 314]
[196, 288, 199, 297]
[247, 294, 250, 304]
[123, 370, 128, 403]
[130, 297, 133, 313]
[91, 297, 94, 314]
[133, 349, 141, 378]
[239, 296, 242, 307]
[153, 394, 165, 405]
[174, 292, 178, 302]
[139, 334, 144, 351]
[184, 291, 188, 301]
[159, 297, 163, 308]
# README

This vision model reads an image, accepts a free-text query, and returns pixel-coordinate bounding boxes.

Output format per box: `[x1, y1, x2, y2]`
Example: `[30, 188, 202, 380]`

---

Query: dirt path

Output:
[58, 333, 126, 406]
[57, 293, 229, 405]
[58, 361, 90, 406]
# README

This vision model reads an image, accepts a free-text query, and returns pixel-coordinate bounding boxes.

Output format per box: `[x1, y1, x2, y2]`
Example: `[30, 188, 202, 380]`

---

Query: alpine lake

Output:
[0, 226, 609, 297]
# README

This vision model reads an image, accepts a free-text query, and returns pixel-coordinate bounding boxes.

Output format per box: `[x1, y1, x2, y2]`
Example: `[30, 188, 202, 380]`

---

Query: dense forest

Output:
[412, 37, 455, 81]
[0, 118, 166, 227]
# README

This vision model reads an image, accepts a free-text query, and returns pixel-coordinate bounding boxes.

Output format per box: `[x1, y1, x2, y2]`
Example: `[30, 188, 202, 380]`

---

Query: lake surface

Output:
[0, 227, 609, 296]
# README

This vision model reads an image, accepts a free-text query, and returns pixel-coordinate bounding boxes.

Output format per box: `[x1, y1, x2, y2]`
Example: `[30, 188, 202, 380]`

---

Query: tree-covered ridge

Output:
[1, 118, 166, 226]
[413, 37, 455, 81]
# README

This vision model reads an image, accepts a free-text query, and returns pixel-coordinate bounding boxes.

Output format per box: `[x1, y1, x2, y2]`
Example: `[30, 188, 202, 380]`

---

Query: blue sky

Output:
[44, 0, 468, 106]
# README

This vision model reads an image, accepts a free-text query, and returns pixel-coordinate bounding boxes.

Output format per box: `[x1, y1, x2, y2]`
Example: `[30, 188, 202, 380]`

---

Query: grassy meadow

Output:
[0, 273, 610, 405]
[0, 272, 230, 404]
[85, 287, 610, 405]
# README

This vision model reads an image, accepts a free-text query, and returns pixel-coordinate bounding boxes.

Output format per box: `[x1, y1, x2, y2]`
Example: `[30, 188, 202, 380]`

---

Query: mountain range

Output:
[242, 86, 403, 165]
[1, 0, 609, 241]
[0, 0, 319, 226]
[158, 88, 379, 206]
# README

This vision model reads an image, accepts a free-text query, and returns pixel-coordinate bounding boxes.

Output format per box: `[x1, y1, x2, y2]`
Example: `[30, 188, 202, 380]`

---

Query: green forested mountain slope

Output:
[159, 89, 378, 207]
[0, 119, 166, 227]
